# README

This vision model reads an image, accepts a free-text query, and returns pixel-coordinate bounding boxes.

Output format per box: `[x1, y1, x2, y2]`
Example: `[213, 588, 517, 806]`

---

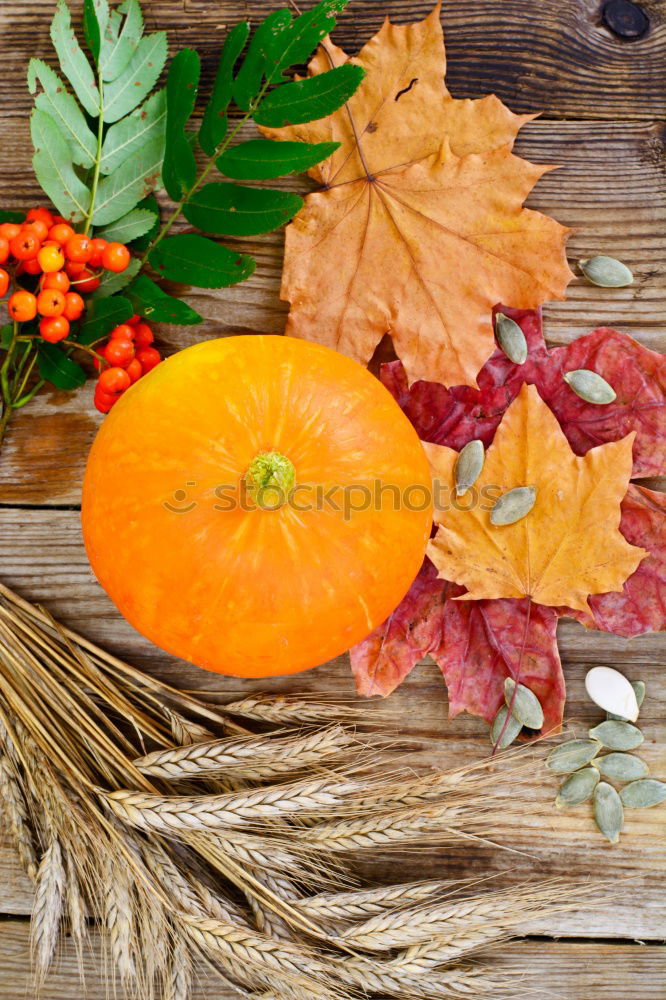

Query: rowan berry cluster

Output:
[93, 318, 161, 413]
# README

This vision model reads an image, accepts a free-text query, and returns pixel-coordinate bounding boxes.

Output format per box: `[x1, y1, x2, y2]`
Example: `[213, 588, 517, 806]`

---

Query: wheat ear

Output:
[0, 754, 38, 880]
[32, 838, 65, 982]
[164, 935, 193, 1000]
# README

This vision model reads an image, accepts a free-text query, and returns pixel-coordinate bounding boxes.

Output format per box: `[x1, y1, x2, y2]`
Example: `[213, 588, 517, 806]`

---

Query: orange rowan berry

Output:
[37, 288, 66, 318]
[102, 243, 130, 273]
[23, 218, 49, 242]
[64, 234, 93, 263]
[39, 316, 70, 343]
[43, 270, 70, 293]
[0, 269, 9, 298]
[75, 268, 100, 293]
[8, 290, 38, 322]
[63, 291, 85, 321]
[0, 223, 21, 242]
[0, 237, 9, 265]
[48, 223, 76, 246]
[37, 244, 66, 274]
[26, 207, 55, 228]
[10, 231, 41, 261]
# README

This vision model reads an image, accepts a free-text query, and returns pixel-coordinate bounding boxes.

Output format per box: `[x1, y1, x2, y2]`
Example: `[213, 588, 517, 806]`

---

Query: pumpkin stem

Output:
[245, 452, 295, 511]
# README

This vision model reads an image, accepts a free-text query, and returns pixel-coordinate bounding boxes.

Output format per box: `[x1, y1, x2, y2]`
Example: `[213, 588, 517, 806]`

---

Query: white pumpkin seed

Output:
[455, 440, 485, 497]
[490, 705, 522, 749]
[620, 779, 666, 809]
[594, 753, 649, 782]
[546, 739, 602, 774]
[585, 666, 639, 722]
[504, 678, 544, 730]
[495, 313, 528, 365]
[609, 680, 646, 720]
[556, 766, 600, 808]
[588, 720, 643, 751]
[593, 782, 624, 843]
[563, 369, 617, 405]
[579, 256, 633, 288]
[490, 486, 537, 526]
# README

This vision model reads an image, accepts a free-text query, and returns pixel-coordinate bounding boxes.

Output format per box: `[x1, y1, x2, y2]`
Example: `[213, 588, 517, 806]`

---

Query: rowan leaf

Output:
[30, 109, 91, 224]
[83, 0, 109, 62]
[350, 558, 565, 732]
[78, 295, 133, 343]
[28, 58, 97, 169]
[37, 342, 87, 390]
[262, 5, 572, 387]
[217, 139, 340, 180]
[199, 21, 250, 156]
[183, 183, 303, 237]
[126, 274, 203, 325]
[96, 209, 156, 243]
[103, 31, 168, 123]
[253, 66, 365, 127]
[100, 89, 167, 175]
[128, 195, 160, 251]
[90, 257, 141, 298]
[163, 49, 200, 201]
[232, 10, 293, 112]
[267, 0, 349, 82]
[425, 384, 646, 611]
[50, 0, 100, 117]
[382, 312, 666, 479]
[148, 234, 255, 288]
[100, 0, 143, 83]
[92, 135, 165, 226]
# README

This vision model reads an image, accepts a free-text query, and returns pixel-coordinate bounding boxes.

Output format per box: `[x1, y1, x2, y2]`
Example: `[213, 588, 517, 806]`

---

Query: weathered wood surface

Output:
[0, 920, 664, 1000]
[0, 0, 665, 996]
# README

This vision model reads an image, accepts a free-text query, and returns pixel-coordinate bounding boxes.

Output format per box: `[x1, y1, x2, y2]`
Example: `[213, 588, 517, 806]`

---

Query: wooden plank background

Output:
[0, 0, 665, 997]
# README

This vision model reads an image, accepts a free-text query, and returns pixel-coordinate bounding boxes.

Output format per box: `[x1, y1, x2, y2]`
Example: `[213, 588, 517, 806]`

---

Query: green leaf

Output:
[100, 88, 167, 175]
[218, 139, 340, 180]
[149, 234, 255, 288]
[78, 295, 133, 344]
[97, 209, 156, 243]
[91, 257, 141, 298]
[163, 49, 201, 201]
[129, 195, 160, 252]
[37, 341, 87, 390]
[28, 59, 97, 169]
[0, 212, 24, 225]
[183, 182, 303, 237]
[93, 135, 165, 226]
[0, 324, 13, 349]
[50, 0, 100, 117]
[268, 0, 349, 83]
[254, 64, 365, 127]
[199, 21, 249, 156]
[83, 0, 109, 62]
[31, 109, 92, 224]
[127, 274, 203, 325]
[103, 32, 168, 124]
[233, 10, 293, 112]
[100, 0, 143, 83]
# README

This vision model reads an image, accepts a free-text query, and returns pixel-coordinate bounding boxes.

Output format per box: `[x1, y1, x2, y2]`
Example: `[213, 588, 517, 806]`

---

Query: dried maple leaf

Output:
[350, 558, 565, 733]
[425, 384, 646, 611]
[382, 312, 666, 479]
[263, 5, 573, 388]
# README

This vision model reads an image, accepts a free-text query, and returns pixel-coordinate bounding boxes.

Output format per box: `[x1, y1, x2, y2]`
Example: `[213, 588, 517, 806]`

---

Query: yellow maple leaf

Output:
[263, 4, 573, 388]
[425, 384, 646, 611]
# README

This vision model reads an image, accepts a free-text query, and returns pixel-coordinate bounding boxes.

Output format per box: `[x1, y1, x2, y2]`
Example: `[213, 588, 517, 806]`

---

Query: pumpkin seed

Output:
[563, 369, 617, 405]
[455, 440, 485, 497]
[504, 678, 544, 730]
[579, 255, 633, 288]
[490, 486, 537, 526]
[594, 752, 649, 782]
[556, 766, 600, 808]
[620, 779, 666, 809]
[593, 782, 624, 843]
[495, 313, 528, 365]
[585, 666, 639, 722]
[609, 680, 645, 721]
[490, 705, 522, 749]
[546, 739, 601, 774]
[588, 720, 643, 751]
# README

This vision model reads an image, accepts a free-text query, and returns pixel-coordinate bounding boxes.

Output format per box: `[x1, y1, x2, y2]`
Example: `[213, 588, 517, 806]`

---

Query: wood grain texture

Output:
[0, 920, 663, 1000]
[0, 114, 664, 505]
[0, 0, 664, 119]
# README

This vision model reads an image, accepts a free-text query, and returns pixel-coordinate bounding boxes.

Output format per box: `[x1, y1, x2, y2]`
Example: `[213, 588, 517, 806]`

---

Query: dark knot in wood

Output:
[602, 0, 650, 40]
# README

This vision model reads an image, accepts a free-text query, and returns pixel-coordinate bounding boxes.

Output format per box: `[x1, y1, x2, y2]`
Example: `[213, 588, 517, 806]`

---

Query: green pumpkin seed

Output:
[495, 313, 528, 365]
[490, 705, 522, 750]
[455, 440, 485, 497]
[579, 256, 633, 288]
[504, 678, 544, 730]
[589, 720, 643, 751]
[546, 739, 601, 774]
[593, 782, 624, 843]
[490, 486, 537, 526]
[620, 779, 666, 809]
[556, 766, 600, 808]
[585, 666, 639, 722]
[594, 753, 649, 782]
[608, 680, 646, 721]
[563, 369, 617, 405]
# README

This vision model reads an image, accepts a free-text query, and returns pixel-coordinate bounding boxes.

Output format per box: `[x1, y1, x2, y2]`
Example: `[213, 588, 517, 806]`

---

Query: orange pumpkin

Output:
[82, 336, 432, 677]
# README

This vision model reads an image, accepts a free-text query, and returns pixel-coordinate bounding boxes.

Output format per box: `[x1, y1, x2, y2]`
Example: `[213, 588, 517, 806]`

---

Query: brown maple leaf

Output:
[263, 4, 573, 387]
[426, 384, 647, 611]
